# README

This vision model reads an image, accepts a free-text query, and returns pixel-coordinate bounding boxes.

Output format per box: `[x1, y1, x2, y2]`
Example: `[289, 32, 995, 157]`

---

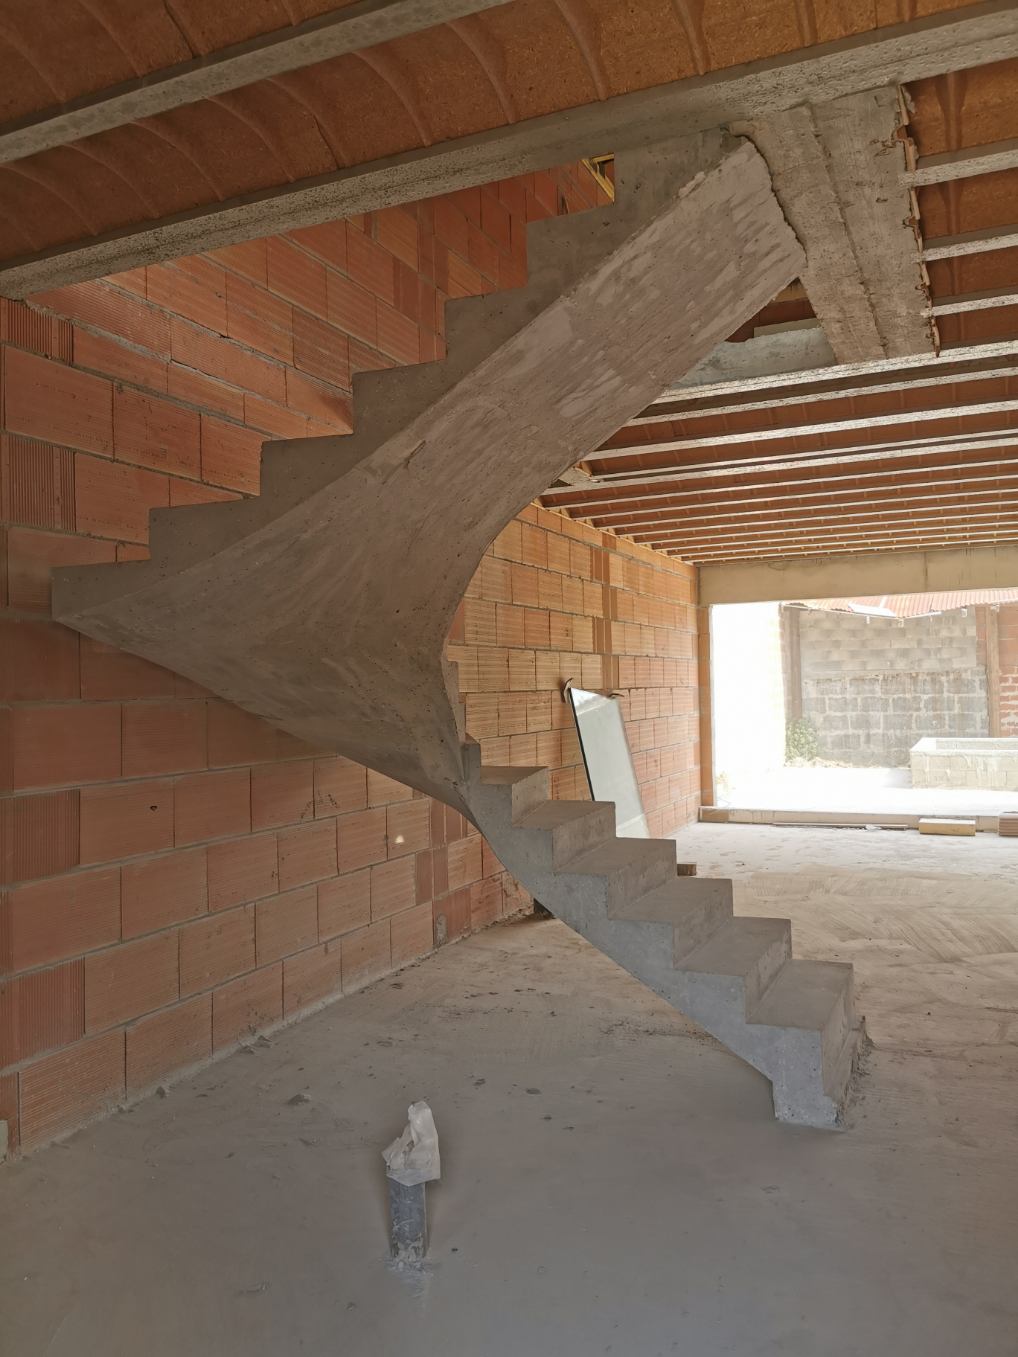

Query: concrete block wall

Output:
[0, 163, 702, 1156]
[796, 609, 989, 766]
[798, 608, 982, 677]
[802, 671, 989, 766]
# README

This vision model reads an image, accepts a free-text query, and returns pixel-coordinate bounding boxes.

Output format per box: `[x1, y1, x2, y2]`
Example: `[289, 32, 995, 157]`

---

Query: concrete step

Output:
[612, 876, 733, 960]
[679, 917, 791, 1012]
[562, 837, 677, 911]
[477, 763, 551, 820]
[516, 799, 617, 868]
[146, 497, 261, 571]
[819, 1014, 863, 1108]
[750, 959, 855, 1088]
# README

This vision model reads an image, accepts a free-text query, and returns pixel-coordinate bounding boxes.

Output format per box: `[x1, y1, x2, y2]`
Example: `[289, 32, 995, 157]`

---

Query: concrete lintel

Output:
[698, 542, 1018, 605]
[3, 0, 1018, 297]
[0, 1, 507, 166]
[733, 88, 933, 361]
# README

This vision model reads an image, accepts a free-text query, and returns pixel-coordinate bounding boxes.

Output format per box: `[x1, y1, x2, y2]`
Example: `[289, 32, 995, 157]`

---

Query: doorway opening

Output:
[709, 590, 1018, 820]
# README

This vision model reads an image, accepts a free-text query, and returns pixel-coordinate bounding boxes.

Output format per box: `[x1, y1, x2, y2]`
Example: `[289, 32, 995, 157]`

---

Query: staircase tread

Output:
[564, 837, 676, 875]
[517, 800, 614, 830]
[612, 876, 732, 922]
[750, 959, 853, 1032]
[679, 916, 790, 977]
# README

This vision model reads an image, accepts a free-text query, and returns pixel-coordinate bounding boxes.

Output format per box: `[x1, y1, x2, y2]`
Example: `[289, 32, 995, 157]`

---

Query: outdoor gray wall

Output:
[794, 609, 989, 767]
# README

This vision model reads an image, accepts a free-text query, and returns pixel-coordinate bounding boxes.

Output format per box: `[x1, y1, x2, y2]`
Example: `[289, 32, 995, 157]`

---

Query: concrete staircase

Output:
[464, 744, 861, 1127]
[50, 132, 804, 816]
[48, 132, 861, 1125]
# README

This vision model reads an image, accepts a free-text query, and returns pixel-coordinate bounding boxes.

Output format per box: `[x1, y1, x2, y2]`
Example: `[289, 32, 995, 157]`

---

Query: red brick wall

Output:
[0, 163, 701, 1156]
[999, 603, 1018, 734]
[451, 514, 699, 830]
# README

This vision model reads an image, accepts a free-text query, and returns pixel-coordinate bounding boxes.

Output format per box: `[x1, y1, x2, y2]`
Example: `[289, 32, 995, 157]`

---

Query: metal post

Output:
[388, 1178, 429, 1263]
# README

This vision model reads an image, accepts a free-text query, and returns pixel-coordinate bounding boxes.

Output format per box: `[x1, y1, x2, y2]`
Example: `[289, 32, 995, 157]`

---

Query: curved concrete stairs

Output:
[50, 131, 861, 1125]
[51, 131, 804, 815]
[464, 742, 862, 1127]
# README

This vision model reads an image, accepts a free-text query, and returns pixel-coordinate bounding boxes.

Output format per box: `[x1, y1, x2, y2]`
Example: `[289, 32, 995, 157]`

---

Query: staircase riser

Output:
[511, 812, 618, 874]
[543, 807, 619, 868]
[683, 930, 790, 1011]
[820, 984, 855, 1089]
[586, 853, 679, 913]
[672, 897, 734, 962]
[822, 1022, 864, 1112]
[510, 776, 552, 821]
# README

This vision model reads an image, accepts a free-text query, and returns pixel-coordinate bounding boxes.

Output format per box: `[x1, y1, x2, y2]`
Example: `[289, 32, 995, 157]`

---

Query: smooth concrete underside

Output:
[3, 824, 1015, 1356]
[53, 133, 801, 814]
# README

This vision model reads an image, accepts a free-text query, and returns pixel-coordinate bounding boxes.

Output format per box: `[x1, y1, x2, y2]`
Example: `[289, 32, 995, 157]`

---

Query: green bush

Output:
[786, 717, 820, 763]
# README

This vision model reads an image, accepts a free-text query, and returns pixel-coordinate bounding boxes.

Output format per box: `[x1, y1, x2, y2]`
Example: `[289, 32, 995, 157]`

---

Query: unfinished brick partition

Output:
[0, 162, 701, 1156]
[999, 604, 1018, 735]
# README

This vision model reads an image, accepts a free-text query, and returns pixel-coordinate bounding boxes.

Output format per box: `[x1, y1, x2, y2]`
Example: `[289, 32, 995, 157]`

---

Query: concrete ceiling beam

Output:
[698, 542, 1018, 597]
[3, 0, 1018, 297]
[924, 223, 1018, 260]
[593, 397, 1018, 461]
[0, 0, 506, 166]
[932, 287, 1018, 315]
[548, 436, 1018, 507]
[683, 529, 1018, 561]
[909, 135, 1018, 185]
[671, 332, 1018, 396]
[673, 518, 1018, 550]
[586, 472, 1018, 528]
[631, 493, 1018, 541]
[677, 521, 1018, 559]
[637, 353, 1018, 424]
[732, 88, 934, 361]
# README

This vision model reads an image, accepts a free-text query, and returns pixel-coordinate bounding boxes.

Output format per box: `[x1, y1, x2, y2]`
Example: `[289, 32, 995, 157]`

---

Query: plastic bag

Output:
[382, 1100, 441, 1186]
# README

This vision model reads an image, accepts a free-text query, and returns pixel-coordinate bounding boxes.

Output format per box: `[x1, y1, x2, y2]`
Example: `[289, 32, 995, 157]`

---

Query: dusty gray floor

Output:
[3, 823, 1017, 1356]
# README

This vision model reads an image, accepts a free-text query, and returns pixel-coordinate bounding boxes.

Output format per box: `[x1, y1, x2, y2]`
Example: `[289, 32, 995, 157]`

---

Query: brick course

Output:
[1000, 604, 1018, 734]
[1, 160, 702, 1155]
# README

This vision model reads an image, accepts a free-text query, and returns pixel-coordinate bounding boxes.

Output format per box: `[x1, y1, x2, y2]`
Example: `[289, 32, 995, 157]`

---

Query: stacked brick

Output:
[1000, 604, 1018, 735]
[0, 160, 699, 1156]
[449, 511, 699, 832]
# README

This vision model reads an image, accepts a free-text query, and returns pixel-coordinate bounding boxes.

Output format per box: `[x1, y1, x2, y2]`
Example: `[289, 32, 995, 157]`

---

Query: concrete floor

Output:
[721, 764, 1018, 816]
[3, 823, 1017, 1356]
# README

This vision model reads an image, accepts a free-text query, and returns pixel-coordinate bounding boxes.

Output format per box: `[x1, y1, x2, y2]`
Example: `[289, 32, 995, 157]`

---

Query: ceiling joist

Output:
[593, 396, 1018, 462]
[0, 1, 508, 166]
[909, 136, 1018, 186]
[2, 1, 1018, 297]
[672, 333, 1018, 396]
[924, 223, 1018, 260]
[638, 353, 1018, 424]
